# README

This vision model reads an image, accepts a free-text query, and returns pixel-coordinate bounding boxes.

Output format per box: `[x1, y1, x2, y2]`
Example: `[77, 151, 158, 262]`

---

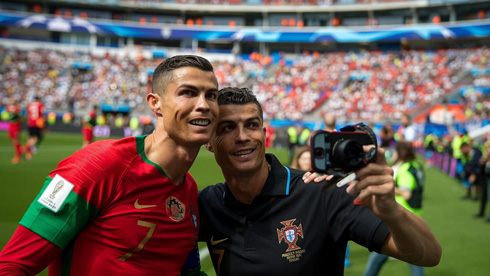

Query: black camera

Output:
[309, 123, 378, 176]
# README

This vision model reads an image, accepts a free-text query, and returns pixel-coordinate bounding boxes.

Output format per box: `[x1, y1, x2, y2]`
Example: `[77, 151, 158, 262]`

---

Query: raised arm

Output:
[378, 205, 441, 266]
[345, 147, 441, 267]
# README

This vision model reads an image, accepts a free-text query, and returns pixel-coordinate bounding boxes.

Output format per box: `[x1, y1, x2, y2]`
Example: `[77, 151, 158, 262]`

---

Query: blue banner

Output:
[1, 11, 489, 43]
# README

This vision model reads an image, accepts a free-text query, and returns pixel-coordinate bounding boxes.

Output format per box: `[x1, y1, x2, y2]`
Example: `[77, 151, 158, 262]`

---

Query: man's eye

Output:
[222, 125, 234, 132]
[182, 90, 194, 96]
[207, 92, 218, 99]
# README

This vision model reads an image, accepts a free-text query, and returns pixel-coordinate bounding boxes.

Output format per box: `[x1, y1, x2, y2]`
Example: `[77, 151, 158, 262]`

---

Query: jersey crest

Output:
[277, 219, 307, 263]
[166, 196, 185, 222]
[277, 219, 304, 252]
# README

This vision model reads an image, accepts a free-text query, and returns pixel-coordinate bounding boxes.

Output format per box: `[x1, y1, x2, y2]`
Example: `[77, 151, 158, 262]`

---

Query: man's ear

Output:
[147, 93, 162, 116]
[204, 143, 214, 152]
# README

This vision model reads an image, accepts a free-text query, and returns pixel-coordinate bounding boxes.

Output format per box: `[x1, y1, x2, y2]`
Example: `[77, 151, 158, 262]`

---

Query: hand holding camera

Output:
[308, 123, 398, 217]
[309, 123, 378, 177]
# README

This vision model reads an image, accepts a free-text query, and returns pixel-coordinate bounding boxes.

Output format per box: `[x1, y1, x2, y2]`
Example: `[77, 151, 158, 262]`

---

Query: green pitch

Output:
[1, 131, 489, 275]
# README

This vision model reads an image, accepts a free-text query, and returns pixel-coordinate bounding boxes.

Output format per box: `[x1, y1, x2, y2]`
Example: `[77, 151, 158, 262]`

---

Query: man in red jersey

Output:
[24, 96, 46, 160]
[6, 97, 23, 164]
[0, 55, 219, 276]
[81, 105, 98, 148]
[264, 118, 276, 149]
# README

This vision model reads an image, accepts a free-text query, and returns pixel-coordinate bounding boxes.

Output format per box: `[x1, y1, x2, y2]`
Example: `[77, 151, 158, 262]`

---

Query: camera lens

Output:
[314, 147, 324, 158]
[332, 139, 364, 169]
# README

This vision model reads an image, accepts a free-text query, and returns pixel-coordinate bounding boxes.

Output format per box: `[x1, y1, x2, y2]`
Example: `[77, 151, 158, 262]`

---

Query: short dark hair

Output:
[460, 142, 470, 149]
[395, 141, 416, 162]
[218, 87, 263, 122]
[152, 55, 214, 96]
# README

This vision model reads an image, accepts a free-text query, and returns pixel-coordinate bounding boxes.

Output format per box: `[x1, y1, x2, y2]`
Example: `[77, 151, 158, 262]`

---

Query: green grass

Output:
[1, 131, 489, 275]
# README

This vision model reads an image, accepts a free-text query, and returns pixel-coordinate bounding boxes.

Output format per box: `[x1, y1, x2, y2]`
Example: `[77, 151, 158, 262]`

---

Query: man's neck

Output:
[144, 131, 200, 186]
[225, 161, 270, 205]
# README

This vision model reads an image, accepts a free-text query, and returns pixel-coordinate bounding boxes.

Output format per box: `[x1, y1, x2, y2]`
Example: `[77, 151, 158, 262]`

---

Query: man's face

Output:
[401, 115, 410, 127]
[210, 103, 266, 175]
[298, 151, 311, 171]
[461, 145, 470, 156]
[160, 67, 219, 147]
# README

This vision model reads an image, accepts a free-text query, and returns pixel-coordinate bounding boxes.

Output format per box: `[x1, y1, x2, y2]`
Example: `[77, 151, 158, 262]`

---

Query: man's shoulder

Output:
[199, 183, 226, 197]
[64, 137, 138, 170]
[84, 136, 136, 154]
[284, 167, 339, 196]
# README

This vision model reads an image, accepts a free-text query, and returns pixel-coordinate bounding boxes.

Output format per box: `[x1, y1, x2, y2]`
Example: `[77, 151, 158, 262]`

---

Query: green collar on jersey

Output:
[135, 135, 169, 178]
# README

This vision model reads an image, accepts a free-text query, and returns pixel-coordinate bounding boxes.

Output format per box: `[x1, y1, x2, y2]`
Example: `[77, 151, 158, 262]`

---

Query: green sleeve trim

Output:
[19, 176, 99, 249]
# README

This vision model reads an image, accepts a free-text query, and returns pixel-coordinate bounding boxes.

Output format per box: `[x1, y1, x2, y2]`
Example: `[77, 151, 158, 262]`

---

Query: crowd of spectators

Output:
[0, 48, 72, 111]
[255, 47, 490, 121]
[1, 45, 489, 123]
[0, 46, 258, 117]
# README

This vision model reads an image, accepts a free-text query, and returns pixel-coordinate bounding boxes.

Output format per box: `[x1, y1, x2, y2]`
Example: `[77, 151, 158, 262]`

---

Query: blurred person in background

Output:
[289, 146, 311, 171]
[0, 55, 219, 275]
[6, 97, 23, 164]
[264, 117, 276, 149]
[460, 142, 483, 201]
[450, 128, 471, 182]
[379, 121, 397, 163]
[298, 126, 311, 147]
[24, 96, 46, 160]
[423, 133, 438, 167]
[323, 112, 336, 131]
[379, 121, 396, 148]
[81, 105, 98, 148]
[396, 114, 416, 144]
[199, 87, 441, 276]
[364, 141, 425, 276]
[287, 124, 301, 163]
[476, 141, 490, 222]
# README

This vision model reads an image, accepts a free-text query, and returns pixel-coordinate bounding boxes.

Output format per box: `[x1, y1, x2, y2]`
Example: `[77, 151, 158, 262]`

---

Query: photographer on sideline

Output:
[198, 87, 441, 275]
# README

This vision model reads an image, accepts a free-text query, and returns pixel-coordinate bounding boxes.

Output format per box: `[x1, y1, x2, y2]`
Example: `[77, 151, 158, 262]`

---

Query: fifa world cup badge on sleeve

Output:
[38, 174, 74, 213]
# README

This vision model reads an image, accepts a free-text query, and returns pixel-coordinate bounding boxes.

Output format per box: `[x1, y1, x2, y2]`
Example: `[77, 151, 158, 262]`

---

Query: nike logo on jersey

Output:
[210, 236, 229, 245]
[134, 199, 157, 209]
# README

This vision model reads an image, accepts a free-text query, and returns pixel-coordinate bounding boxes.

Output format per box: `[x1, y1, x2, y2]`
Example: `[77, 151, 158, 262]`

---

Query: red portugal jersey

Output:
[6, 104, 21, 124]
[6, 104, 22, 140]
[14, 136, 200, 275]
[83, 110, 97, 129]
[265, 126, 275, 148]
[26, 101, 45, 127]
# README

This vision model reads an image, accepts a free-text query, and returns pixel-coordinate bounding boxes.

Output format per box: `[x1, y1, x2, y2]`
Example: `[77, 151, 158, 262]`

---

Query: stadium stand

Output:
[0, 44, 489, 122]
[0, 0, 488, 142]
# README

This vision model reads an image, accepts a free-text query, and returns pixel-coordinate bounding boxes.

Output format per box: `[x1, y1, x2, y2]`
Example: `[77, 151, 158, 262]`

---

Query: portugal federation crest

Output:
[166, 196, 185, 222]
[277, 219, 304, 252]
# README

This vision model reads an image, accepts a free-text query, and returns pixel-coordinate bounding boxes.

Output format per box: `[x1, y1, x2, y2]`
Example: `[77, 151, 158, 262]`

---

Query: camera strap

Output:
[339, 122, 378, 148]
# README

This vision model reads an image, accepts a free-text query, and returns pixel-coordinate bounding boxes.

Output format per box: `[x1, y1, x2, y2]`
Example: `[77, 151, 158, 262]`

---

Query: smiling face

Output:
[210, 103, 266, 176]
[155, 66, 219, 147]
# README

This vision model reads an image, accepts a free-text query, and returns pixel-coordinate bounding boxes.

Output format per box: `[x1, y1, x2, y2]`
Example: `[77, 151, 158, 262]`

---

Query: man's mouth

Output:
[190, 119, 211, 126]
[234, 149, 254, 156]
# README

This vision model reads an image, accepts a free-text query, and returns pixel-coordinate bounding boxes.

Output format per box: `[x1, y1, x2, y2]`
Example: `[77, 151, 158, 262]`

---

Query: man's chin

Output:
[187, 135, 211, 147]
